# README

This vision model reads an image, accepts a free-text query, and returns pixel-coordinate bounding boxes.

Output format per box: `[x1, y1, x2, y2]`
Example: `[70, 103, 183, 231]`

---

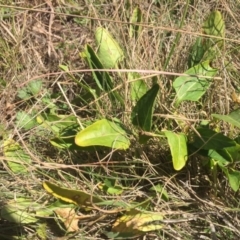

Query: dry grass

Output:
[1, 0, 240, 239]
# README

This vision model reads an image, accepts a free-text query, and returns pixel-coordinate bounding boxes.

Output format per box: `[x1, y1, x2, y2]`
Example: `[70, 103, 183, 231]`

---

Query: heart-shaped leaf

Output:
[202, 10, 225, 46]
[75, 119, 130, 150]
[173, 61, 217, 105]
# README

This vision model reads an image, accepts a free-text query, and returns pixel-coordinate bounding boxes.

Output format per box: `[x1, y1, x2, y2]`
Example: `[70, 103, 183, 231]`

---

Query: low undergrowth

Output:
[1, 1, 240, 239]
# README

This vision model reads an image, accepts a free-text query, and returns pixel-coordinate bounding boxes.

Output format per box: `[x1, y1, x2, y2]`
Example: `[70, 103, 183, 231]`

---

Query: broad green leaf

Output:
[173, 61, 217, 105]
[164, 131, 188, 170]
[75, 119, 130, 150]
[130, 7, 142, 39]
[95, 27, 124, 68]
[129, 72, 148, 101]
[201, 11, 225, 62]
[43, 181, 103, 208]
[224, 145, 240, 162]
[81, 44, 113, 91]
[112, 210, 163, 234]
[17, 89, 31, 100]
[131, 84, 159, 131]
[224, 169, 240, 192]
[16, 111, 38, 130]
[208, 149, 231, 167]
[202, 10, 226, 62]
[1, 198, 40, 224]
[202, 10, 225, 46]
[191, 128, 236, 150]
[3, 139, 31, 174]
[212, 109, 240, 129]
[209, 145, 240, 168]
[81, 44, 124, 105]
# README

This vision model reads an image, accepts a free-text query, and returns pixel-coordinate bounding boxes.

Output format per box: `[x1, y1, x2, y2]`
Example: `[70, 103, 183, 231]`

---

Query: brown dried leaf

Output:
[54, 208, 79, 232]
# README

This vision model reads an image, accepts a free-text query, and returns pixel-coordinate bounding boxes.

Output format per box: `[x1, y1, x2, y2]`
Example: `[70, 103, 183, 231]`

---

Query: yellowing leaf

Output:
[112, 210, 163, 234]
[202, 10, 225, 43]
[43, 181, 102, 208]
[95, 27, 124, 68]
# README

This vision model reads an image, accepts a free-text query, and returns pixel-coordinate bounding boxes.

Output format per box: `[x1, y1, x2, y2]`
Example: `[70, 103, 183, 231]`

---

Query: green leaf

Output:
[16, 111, 38, 130]
[1, 198, 40, 224]
[130, 7, 142, 39]
[81, 44, 124, 105]
[37, 113, 78, 135]
[3, 139, 31, 174]
[28, 80, 42, 95]
[210, 144, 240, 168]
[43, 181, 103, 208]
[164, 131, 188, 170]
[188, 37, 205, 67]
[225, 169, 240, 192]
[202, 10, 225, 46]
[131, 84, 159, 131]
[129, 73, 148, 101]
[208, 149, 232, 167]
[191, 128, 236, 150]
[50, 137, 75, 149]
[112, 210, 163, 235]
[201, 11, 225, 62]
[17, 89, 31, 100]
[103, 179, 123, 195]
[224, 145, 240, 162]
[212, 109, 240, 129]
[192, 12, 225, 64]
[150, 184, 169, 201]
[81, 44, 113, 91]
[17, 80, 42, 99]
[95, 27, 124, 68]
[173, 61, 217, 105]
[75, 119, 130, 150]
